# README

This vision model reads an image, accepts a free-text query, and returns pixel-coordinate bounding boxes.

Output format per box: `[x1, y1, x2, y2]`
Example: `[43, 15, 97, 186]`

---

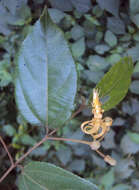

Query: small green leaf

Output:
[86, 55, 109, 72]
[0, 1, 30, 35]
[130, 80, 139, 94]
[130, 0, 139, 14]
[115, 158, 135, 179]
[130, 0, 139, 27]
[48, 8, 65, 24]
[0, 60, 12, 87]
[84, 14, 100, 26]
[100, 169, 114, 189]
[21, 134, 37, 146]
[70, 0, 91, 13]
[71, 24, 84, 40]
[133, 32, 139, 41]
[71, 37, 85, 58]
[120, 34, 131, 42]
[128, 25, 135, 34]
[127, 44, 139, 62]
[83, 70, 104, 84]
[111, 184, 132, 190]
[120, 134, 139, 154]
[95, 57, 133, 111]
[92, 5, 103, 17]
[94, 44, 110, 55]
[106, 54, 121, 65]
[48, 0, 73, 12]
[3, 124, 16, 137]
[18, 161, 98, 190]
[104, 30, 117, 47]
[107, 17, 125, 35]
[2, 0, 27, 15]
[133, 61, 139, 72]
[95, 31, 103, 43]
[128, 132, 139, 144]
[97, 0, 119, 17]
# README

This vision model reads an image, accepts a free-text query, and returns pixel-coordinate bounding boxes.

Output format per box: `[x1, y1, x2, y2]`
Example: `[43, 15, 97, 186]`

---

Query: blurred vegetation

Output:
[0, 0, 139, 189]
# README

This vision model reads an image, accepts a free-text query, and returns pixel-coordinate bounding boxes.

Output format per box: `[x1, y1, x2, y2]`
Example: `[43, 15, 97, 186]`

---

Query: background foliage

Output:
[0, 0, 139, 189]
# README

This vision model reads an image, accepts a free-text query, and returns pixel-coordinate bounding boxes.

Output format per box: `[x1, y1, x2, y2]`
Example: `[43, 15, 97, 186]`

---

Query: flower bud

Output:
[104, 155, 117, 166]
[90, 141, 100, 150]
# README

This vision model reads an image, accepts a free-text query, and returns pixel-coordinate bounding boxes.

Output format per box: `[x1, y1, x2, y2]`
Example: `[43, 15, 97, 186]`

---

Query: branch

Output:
[46, 136, 91, 145]
[0, 127, 116, 183]
[0, 129, 57, 183]
[71, 96, 86, 119]
[0, 136, 14, 166]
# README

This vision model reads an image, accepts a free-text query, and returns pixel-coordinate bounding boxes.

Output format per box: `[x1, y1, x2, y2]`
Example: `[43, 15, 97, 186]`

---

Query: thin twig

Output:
[0, 136, 14, 166]
[96, 149, 105, 158]
[46, 136, 91, 145]
[46, 124, 49, 135]
[71, 96, 86, 119]
[0, 129, 57, 183]
[0, 128, 112, 183]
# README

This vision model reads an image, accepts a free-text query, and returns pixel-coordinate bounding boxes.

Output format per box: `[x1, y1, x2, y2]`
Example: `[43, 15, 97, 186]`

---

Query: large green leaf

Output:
[18, 161, 98, 190]
[95, 57, 133, 111]
[15, 8, 77, 127]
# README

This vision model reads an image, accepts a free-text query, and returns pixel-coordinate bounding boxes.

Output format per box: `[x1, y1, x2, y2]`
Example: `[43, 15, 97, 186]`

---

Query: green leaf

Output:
[70, 0, 91, 13]
[130, 80, 139, 94]
[106, 54, 121, 65]
[107, 17, 125, 35]
[100, 169, 114, 189]
[92, 5, 103, 18]
[95, 31, 103, 43]
[120, 134, 139, 154]
[15, 8, 77, 127]
[127, 44, 139, 62]
[0, 1, 30, 35]
[94, 44, 110, 55]
[95, 57, 133, 111]
[48, 8, 65, 24]
[131, 14, 139, 27]
[97, 0, 119, 17]
[111, 184, 132, 190]
[120, 33, 131, 42]
[115, 158, 135, 179]
[3, 124, 16, 137]
[130, 0, 139, 14]
[84, 14, 100, 26]
[86, 55, 109, 72]
[133, 61, 139, 72]
[83, 70, 104, 84]
[71, 24, 84, 40]
[104, 30, 117, 47]
[133, 32, 139, 42]
[21, 134, 37, 146]
[18, 161, 98, 190]
[0, 59, 12, 87]
[130, 0, 139, 27]
[128, 132, 139, 144]
[2, 0, 27, 15]
[71, 37, 85, 58]
[48, 0, 73, 12]
[30, 146, 48, 157]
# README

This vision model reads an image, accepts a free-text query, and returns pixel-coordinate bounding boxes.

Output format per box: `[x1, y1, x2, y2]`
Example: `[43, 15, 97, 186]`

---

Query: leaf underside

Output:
[18, 161, 98, 190]
[15, 8, 77, 128]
